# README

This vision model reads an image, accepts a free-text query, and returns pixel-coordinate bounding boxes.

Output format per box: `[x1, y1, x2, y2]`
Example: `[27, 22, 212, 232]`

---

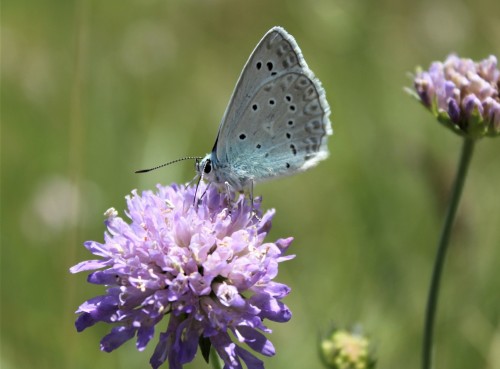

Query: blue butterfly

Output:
[138, 27, 332, 202]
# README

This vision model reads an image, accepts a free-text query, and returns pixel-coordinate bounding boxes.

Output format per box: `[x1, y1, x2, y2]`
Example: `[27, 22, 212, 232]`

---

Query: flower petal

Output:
[235, 325, 275, 356]
[100, 326, 136, 352]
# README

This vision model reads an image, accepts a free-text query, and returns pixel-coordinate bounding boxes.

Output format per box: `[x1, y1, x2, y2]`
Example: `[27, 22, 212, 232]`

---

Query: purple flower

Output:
[408, 54, 500, 138]
[70, 183, 294, 369]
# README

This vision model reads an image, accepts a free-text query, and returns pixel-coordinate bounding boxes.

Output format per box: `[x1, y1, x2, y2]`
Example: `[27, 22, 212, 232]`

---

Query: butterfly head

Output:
[196, 154, 217, 184]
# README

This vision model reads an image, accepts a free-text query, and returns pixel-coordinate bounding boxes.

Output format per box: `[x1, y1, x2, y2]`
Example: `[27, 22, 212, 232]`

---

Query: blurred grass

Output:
[1, 0, 500, 368]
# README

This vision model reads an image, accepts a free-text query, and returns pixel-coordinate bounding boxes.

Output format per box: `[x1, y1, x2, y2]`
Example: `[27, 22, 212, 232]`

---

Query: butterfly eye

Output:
[203, 160, 212, 174]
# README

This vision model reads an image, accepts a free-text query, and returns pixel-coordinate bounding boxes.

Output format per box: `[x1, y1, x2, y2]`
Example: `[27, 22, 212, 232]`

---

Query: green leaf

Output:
[199, 335, 212, 364]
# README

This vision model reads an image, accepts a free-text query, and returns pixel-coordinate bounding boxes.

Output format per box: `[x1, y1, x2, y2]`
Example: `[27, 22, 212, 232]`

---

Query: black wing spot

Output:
[256, 61, 262, 70]
[256, 144, 261, 149]
[289, 104, 296, 112]
[285, 95, 292, 102]
[239, 133, 246, 140]
[252, 104, 258, 111]
[286, 132, 291, 139]
[267, 61, 274, 71]
[286, 163, 290, 168]
[271, 71, 277, 76]
[269, 99, 275, 106]
[288, 120, 294, 126]
[290, 144, 297, 155]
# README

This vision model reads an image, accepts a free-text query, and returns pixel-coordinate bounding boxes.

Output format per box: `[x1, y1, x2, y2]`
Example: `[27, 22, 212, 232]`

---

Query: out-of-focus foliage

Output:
[2, 1, 499, 369]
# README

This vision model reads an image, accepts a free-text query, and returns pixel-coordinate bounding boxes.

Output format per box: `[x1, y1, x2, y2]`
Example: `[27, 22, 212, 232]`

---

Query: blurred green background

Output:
[2, 0, 499, 368]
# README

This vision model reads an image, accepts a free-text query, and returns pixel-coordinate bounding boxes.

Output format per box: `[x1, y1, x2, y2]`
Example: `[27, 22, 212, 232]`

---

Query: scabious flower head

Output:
[320, 326, 376, 369]
[70, 183, 294, 369]
[408, 54, 500, 138]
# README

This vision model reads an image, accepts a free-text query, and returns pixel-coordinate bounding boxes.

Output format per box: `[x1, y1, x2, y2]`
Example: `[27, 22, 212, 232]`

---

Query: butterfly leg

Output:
[192, 175, 203, 207]
[194, 181, 212, 209]
[249, 180, 254, 209]
[224, 181, 236, 200]
[249, 180, 261, 221]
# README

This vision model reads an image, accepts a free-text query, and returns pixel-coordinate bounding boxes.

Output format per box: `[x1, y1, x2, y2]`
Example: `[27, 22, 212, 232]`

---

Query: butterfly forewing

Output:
[211, 26, 332, 187]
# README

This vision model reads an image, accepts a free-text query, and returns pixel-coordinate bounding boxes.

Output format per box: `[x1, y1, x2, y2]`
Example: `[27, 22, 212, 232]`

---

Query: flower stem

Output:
[422, 137, 475, 369]
[210, 347, 223, 369]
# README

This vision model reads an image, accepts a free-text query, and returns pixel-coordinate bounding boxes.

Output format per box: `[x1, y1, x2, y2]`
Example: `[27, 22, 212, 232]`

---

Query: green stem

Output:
[210, 347, 223, 369]
[422, 137, 475, 369]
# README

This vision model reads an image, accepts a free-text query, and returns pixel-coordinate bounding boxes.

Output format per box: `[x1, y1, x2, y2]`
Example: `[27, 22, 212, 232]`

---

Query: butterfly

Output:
[138, 26, 332, 202]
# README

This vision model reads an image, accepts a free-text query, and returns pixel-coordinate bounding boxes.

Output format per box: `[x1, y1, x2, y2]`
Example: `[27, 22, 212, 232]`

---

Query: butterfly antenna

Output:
[135, 156, 202, 173]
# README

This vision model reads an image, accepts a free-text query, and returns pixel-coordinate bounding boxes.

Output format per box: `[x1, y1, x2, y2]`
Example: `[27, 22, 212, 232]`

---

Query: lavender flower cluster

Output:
[70, 183, 294, 369]
[411, 54, 500, 138]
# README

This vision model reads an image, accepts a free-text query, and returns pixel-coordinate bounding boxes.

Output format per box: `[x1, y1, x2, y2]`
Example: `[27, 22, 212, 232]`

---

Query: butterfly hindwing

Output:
[224, 71, 331, 181]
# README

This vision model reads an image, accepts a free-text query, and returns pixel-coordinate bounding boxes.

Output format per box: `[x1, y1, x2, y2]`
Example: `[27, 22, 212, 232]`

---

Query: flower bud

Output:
[408, 54, 500, 138]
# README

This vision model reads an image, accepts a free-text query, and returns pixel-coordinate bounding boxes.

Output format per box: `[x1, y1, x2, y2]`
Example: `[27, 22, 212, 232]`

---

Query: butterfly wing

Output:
[214, 26, 332, 184]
